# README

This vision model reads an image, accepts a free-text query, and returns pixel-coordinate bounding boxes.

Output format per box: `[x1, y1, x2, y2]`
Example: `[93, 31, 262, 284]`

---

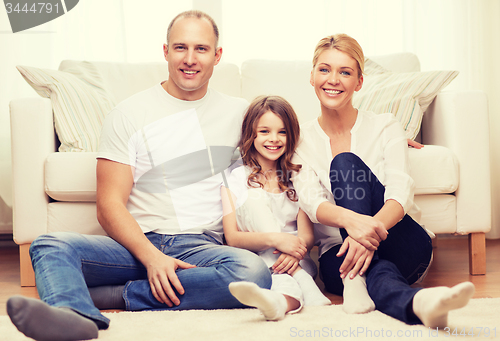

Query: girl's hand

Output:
[273, 234, 307, 260]
[271, 253, 300, 275]
[337, 237, 374, 279]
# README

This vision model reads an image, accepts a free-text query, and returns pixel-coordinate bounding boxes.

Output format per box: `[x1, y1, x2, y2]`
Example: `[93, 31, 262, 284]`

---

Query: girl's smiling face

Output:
[253, 111, 287, 169]
[310, 48, 363, 112]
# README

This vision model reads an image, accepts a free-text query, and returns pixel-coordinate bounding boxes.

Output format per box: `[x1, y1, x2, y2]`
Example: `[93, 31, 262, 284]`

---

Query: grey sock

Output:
[7, 295, 98, 341]
[89, 285, 126, 310]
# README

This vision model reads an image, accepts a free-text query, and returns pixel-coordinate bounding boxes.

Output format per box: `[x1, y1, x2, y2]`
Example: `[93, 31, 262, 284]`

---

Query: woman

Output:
[292, 33, 474, 328]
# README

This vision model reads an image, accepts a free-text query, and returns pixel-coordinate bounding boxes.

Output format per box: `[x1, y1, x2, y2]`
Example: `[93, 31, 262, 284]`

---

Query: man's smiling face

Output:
[163, 16, 222, 101]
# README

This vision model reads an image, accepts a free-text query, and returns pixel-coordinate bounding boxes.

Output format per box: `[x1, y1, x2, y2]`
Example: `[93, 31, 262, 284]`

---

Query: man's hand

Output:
[273, 234, 307, 260]
[271, 252, 300, 275]
[342, 210, 388, 250]
[146, 253, 196, 307]
[337, 237, 374, 279]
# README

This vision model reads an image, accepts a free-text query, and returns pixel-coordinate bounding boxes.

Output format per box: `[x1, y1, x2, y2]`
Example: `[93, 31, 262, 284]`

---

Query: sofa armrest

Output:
[10, 97, 57, 244]
[421, 90, 491, 234]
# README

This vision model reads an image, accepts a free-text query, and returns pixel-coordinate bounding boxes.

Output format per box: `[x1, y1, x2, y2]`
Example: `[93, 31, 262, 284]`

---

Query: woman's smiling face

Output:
[310, 48, 363, 112]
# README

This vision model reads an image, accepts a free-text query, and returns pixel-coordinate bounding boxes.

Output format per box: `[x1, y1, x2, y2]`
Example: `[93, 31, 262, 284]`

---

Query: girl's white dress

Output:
[224, 165, 318, 310]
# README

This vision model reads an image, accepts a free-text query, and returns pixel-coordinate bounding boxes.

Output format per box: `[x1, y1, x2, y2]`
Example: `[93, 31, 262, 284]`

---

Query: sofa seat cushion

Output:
[48, 202, 106, 235]
[409, 145, 459, 195]
[414, 194, 457, 234]
[45, 145, 459, 202]
[45, 152, 98, 202]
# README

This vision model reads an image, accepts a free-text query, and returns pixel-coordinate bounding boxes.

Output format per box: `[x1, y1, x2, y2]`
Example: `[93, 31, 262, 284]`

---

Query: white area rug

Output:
[1, 298, 498, 341]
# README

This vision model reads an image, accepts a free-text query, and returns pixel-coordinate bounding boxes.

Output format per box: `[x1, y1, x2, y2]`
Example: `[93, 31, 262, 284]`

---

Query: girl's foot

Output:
[229, 282, 287, 320]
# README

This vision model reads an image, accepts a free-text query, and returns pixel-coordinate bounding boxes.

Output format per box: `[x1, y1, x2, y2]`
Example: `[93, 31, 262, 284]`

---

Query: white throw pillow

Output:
[17, 62, 115, 152]
[364, 58, 390, 75]
[354, 62, 458, 140]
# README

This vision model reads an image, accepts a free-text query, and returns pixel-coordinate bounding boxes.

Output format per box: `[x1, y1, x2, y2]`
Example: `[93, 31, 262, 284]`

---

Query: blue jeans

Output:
[30, 232, 272, 329]
[318, 152, 433, 324]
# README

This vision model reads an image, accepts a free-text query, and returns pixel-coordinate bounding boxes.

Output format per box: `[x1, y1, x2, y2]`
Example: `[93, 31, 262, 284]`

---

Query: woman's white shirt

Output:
[292, 110, 421, 256]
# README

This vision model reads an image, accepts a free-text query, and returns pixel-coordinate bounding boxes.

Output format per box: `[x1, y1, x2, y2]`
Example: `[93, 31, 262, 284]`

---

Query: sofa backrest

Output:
[239, 53, 421, 124]
[59, 60, 242, 104]
[369, 52, 420, 73]
[241, 60, 318, 123]
[59, 52, 420, 125]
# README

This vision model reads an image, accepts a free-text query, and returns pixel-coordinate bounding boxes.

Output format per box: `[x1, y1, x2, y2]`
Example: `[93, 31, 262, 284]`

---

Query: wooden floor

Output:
[1, 237, 499, 313]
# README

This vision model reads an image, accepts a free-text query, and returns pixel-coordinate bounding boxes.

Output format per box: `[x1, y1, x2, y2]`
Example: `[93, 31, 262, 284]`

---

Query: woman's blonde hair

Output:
[312, 34, 364, 78]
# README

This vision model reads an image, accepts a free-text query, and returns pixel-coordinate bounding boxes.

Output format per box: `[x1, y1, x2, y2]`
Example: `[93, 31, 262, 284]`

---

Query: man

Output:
[7, 10, 271, 341]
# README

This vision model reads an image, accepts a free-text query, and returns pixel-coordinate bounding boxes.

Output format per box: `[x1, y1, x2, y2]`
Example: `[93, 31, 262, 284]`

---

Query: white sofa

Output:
[10, 53, 491, 286]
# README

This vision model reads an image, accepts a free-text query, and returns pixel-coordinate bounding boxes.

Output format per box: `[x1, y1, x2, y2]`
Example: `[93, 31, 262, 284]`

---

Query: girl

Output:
[221, 95, 331, 321]
[292, 33, 475, 327]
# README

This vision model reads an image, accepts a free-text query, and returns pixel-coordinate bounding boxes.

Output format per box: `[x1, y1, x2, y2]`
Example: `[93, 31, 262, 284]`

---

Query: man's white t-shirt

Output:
[97, 84, 248, 242]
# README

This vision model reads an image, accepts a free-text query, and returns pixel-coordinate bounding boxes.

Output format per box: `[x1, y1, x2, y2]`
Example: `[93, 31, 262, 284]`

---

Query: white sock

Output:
[413, 281, 475, 329]
[229, 282, 287, 321]
[293, 269, 331, 306]
[342, 274, 375, 314]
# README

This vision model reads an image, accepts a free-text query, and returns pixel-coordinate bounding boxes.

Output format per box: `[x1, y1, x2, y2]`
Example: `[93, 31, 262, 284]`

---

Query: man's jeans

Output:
[319, 152, 433, 324]
[30, 232, 272, 329]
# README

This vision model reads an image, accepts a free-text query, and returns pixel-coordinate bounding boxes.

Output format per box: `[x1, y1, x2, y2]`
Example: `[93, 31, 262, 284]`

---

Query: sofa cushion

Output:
[45, 152, 97, 202]
[408, 145, 459, 195]
[368, 52, 421, 73]
[241, 60, 321, 124]
[47, 202, 105, 235]
[414, 194, 457, 234]
[364, 58, 391, 75]
[45, 145, 459, 202]
[60, 61, 242, 103]
[353, 69, 459, 140]
[17, 63, 115, 152]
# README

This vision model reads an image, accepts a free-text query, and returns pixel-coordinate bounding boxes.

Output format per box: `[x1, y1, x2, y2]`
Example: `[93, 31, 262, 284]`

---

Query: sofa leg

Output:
[20, 243, 36, 287]
[468, 233, 486, 275]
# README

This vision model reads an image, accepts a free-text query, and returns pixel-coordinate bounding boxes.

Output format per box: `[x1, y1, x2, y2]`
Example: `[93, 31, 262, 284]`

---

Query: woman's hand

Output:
[271, 252, 301, 275]
[337, 236, 374, 279]
[341, 210, 388, 250]
[273, 234, 307, 260]
[407, 139, 424, 149]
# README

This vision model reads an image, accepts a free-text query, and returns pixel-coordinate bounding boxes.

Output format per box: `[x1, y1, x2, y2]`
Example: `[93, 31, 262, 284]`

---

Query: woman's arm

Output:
[316, 202, 387, 250]
[374, 199, 404, 230]
[221, 186, 307, 259]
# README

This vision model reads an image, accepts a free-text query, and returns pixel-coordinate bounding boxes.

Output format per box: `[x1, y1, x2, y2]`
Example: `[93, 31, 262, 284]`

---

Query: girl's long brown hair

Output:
[239, 96, 302, 201]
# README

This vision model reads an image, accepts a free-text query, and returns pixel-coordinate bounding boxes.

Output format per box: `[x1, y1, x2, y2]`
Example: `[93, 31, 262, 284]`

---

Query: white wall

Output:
[1, 0, 499, 237]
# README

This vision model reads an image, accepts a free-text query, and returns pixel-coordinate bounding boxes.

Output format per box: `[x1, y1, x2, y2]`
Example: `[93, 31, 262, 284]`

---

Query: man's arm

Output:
[96, 158, 195, 307]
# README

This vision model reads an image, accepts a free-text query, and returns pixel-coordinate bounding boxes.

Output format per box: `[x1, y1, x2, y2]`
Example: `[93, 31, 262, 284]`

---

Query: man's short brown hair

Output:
[166, 10, 219, 48]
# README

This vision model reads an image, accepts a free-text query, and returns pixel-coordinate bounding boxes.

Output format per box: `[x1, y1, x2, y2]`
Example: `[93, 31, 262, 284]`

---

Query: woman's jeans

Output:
[319, 152, 433, 324]
[30, 232, 272, 329]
